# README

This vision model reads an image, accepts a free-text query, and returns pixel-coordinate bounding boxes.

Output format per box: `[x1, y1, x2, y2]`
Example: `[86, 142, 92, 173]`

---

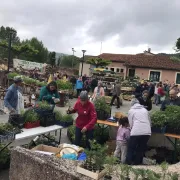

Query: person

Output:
[91, 77, 98, 92]
[82, 74, 87, 83]
[148, 81, 155, 99]
[114, 117, 130, 163]
[92, 81, 105, 100]
[126, 98, 151, 165]
[83, 78, 91, 92]
[157, 84, 165, 104]
[110, 81, 121, 109]
[70, 76, 77, 90]
[134, 82, 142, 98]
[137, 90, 152, 111]
[154, 83, 159, 105]
[4, 76, 24, 114]
[161, 89, 180, 111]
[141, 81, 149, 92]
[67, 91, 97, 149]
[76, 77, 83, 97]
[39, 81, 60, 104]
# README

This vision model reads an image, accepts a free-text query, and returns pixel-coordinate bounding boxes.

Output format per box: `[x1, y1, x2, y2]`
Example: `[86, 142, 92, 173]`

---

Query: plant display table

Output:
[164, 133, 180, 163]
[0, 125, 63, 153]
[97, 120, 118, 127]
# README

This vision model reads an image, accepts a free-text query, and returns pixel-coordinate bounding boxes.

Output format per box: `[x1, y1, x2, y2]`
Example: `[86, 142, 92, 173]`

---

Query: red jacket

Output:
[73, 100, 97, 130]
[158, 87, 165, 96]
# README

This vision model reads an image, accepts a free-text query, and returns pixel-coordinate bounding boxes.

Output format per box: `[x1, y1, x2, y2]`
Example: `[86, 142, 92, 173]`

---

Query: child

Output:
[114, 117, 130, 163]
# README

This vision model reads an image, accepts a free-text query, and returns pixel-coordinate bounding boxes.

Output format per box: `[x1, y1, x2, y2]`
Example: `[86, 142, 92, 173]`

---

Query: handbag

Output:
[160, 96, 165, 102]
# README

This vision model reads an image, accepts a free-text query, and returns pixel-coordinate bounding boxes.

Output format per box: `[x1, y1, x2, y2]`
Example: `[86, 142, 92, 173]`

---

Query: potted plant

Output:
[77, 140, 107, 179]
[94, 97, 111, 120]
[34, 101, 53, 115]
[118, 164, 132, 180]
[104, 155, 117, 180]
[23, 109, 40, 129]
[55, 111, 74, 127]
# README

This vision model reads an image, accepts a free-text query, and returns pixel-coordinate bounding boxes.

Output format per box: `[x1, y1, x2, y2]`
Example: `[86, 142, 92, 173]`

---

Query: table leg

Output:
[59, 129, 62, 144]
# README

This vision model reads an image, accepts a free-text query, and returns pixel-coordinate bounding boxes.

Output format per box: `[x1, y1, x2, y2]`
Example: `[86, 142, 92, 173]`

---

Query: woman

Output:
[126, 98, 151, 165]
[76, 77, 83, 97]
[67, 91, 97, 149]
[92, 81, 105, 100]
[39, 81, 60, 104]
[158, 84, 165, 104]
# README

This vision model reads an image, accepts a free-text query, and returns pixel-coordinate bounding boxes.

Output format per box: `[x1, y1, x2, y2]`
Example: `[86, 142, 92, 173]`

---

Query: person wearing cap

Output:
[4, 76, 23, 114]
[39, 81, 60, 104]
[67, 91, 97, 149]
[126, 98, 151, 165]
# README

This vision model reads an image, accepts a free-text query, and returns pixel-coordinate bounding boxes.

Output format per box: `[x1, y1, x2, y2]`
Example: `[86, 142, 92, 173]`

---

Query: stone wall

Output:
[9, 147, 91, 180]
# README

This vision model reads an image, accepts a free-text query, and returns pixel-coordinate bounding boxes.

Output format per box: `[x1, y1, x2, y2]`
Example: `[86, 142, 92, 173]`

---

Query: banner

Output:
[13, 59, 47, 71]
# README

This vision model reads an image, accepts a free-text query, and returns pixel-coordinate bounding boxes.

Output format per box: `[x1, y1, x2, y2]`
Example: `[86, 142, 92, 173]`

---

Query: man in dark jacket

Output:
[161, 89, 180, 111]
[148, 82, 155, 99]
[137, 90, 152, 111]
[110, 81, 121, 108]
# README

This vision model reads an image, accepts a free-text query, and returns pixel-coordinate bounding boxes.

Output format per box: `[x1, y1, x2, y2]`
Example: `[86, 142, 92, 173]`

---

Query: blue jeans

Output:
[75, 127, 93, 149]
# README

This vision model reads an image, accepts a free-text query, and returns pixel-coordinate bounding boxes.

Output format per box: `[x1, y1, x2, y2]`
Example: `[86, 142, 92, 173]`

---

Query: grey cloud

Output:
[0, 0, 180, 54]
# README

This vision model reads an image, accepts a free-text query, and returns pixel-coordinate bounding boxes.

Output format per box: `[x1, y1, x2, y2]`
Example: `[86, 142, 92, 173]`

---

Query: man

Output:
[161, 89, 180, 111]
[148, 82, 155, 99]
[134, 82, 142, 98]
[82, 74, 87, 83]
[91, 77, 98, 92]
[110, 81, 121, 109]
[137, 90, 152, 111]
[4, 76, 23, 114]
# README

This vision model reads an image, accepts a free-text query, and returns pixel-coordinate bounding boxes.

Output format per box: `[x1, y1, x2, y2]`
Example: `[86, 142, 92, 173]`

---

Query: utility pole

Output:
[72, 48, 76, 68]
[81, 50, 86, 76]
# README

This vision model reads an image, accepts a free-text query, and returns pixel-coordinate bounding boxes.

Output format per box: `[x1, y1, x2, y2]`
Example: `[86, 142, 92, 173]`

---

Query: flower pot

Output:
[24, 121, 40, 129]
[166, 127, 180, 135]
[40, 113, 55, 127]
[104, 175, 112, 180]
[55, 120, 73, 127]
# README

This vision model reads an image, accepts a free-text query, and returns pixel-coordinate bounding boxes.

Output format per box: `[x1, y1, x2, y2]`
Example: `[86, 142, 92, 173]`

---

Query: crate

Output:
[39, 113, 55, 127]
[8, 114, 25, 128]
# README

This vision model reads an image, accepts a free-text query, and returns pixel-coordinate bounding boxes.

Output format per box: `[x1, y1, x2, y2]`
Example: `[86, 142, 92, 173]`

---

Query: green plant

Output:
[168, 172, 179, 180]
[132, 168, 141, 180]
[56, 80, 72, 90]
[55, 110, 63, 121]
[0, 123, 14, 134]
[104, 155, 117, 177]
[61, 114, 74, 122]
[24, 109, 39, 123]
[36, 101, 51, 110]
[0, 145, 10, 165]
[119, 164, 132, 180]
[7, 72, 19, 79]
[160, 161, 168, 179]
[94, 97, 111, 114]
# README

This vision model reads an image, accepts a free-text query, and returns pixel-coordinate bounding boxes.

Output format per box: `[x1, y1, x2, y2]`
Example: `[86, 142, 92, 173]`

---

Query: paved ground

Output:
[0, 98, 160, 180]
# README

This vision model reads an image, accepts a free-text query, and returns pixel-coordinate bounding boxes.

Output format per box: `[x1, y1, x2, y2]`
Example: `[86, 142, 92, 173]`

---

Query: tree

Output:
[60, 55, 80, 68]
[20, 38, 49, 63]
[86, 57, 111, 68]
[175, 38, 180, 52]
[48, 51, 56, 67]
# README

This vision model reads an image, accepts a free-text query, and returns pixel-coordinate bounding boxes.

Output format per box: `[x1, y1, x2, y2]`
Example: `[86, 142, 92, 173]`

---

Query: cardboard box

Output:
[31, 144, 60, 155]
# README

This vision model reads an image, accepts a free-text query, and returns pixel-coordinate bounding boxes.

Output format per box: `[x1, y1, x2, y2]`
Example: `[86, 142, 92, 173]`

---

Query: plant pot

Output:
[40, 113, 55, 127]
[57, 92, 65, 107]
[55, 120, 73, 127]
[166, 127, 180, 135]
[8, 114, 25, 129]
[0, 131, 16, 143]
[104, 175, 112, 180]
[24, 121, 40, 129]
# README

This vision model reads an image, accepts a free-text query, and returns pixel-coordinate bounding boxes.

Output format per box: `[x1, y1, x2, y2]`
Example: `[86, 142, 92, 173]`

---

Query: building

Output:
[79, 51, 180, 84]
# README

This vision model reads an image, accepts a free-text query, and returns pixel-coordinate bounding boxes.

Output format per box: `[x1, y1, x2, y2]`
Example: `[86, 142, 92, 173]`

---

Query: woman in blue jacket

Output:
[76, 77, 83, 97]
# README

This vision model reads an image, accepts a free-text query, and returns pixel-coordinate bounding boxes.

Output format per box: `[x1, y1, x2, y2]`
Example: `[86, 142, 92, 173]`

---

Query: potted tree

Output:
[0, 144, 10, 171]
[94, 97, 111, 120]
[104, 155, 117, 180]
[24, 109, 40, 129]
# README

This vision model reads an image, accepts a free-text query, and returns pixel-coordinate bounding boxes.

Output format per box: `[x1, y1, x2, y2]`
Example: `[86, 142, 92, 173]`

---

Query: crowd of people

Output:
[3, 74, 180, 165]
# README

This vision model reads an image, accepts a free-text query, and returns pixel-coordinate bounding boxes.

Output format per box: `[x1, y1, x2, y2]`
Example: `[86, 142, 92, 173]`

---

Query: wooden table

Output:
[164, 133, 180, 163]
[97, 120, 118, 127]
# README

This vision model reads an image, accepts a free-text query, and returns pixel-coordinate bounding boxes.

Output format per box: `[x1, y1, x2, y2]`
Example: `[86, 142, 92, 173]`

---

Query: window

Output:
[116, 68, 120, 73]
[128, 69, 135, 77]
[121, 69, 124, 73]
[110, 68, 114, 72]
[149, 71, 161, 82]
[176, 73, 180, 84]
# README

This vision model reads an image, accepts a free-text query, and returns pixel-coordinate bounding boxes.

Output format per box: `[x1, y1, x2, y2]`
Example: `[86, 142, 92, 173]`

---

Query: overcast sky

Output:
[0, 0, 180, 56]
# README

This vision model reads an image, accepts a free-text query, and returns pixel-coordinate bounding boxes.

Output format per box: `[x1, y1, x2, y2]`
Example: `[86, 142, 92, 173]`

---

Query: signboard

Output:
[13, 59, 47, 71]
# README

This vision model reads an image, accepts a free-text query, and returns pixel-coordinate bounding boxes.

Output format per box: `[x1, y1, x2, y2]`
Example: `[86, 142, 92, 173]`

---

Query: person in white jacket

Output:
[126, 98, 151, 165]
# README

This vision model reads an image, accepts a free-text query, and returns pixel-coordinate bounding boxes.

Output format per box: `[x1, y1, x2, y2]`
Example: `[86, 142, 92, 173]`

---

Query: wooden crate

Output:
[77, 165, 106, 180]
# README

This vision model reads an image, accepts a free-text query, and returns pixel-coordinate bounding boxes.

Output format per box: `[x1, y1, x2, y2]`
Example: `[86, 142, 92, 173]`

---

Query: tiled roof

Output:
[99, 53, 180, 71]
